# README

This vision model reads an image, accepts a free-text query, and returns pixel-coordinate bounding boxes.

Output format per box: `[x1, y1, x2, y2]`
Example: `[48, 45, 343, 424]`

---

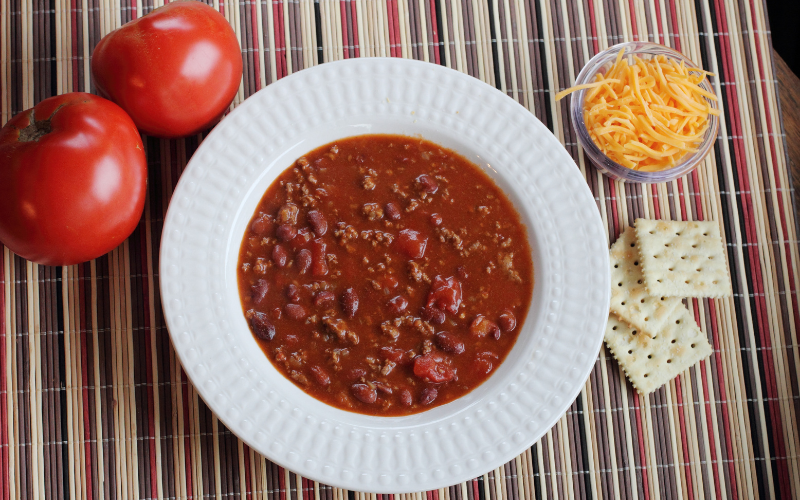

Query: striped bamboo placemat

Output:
[2, 0, 799, 498]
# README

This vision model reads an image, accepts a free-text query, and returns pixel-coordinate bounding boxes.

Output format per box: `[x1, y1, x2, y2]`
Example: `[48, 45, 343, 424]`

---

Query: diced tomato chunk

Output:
[426, 275, 462, 315]
[395, 229, 427, 259]
[413, 353, 455, 383]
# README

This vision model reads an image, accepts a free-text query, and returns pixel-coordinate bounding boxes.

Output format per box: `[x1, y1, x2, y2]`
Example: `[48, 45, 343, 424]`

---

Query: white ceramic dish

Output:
[159, 58, 610, 493]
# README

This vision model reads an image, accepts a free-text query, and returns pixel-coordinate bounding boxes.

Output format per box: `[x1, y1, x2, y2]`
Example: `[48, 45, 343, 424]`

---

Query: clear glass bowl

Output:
[570, 42, 719, 183]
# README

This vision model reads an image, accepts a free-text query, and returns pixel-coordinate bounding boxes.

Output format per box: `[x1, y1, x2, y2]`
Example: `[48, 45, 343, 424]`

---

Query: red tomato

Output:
[91, 1, 243, 138]
[0, 93, 147, 266]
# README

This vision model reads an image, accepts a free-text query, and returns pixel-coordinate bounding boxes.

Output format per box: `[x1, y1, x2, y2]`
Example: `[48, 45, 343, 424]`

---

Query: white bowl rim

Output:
[159, 57, 610, 493]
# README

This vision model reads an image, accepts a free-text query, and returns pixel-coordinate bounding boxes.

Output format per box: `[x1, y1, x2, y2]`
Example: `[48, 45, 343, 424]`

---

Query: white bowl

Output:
[159, 57, 610, 493]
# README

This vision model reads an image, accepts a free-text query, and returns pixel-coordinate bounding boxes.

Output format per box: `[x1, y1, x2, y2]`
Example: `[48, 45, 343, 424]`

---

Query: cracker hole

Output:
[691, 344, 696, 348]
[650, 231, 654, 234]
[697, 268, 702, 272]
[647, 354, 652, 359]
[630, 243, 635, 247]
[618, 282, 623, 287]
[668, 268, 674, 271]
[685, 280, 691, 284]
[703, 233, 708, 236]
[612, 326, 618, 331]
[671, 339, 677, 344]
[637, 280, 643, 284]
[628, 350, 633, 354]
[621, 301, 626, 306]
[657, 279, 663, 283]
[644, 317, 649, 321]
[676, 320, 681, 324]
[712, 281, 718, 284]
[634, 261, 639, 266]
[676, 232, 681, 236]
[644, 374, 649, 378]
[667, 359, 672, 364]
[708, 256, 714, 260]
[614, 264, 619, 268]
[692, 244, 697, 248]
[640, 299, 645, 304]
[681, 256, 686, 260]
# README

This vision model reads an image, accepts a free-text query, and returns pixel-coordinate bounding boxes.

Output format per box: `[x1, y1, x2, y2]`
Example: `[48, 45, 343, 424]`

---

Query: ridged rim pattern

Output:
[159, 58, 610, 493]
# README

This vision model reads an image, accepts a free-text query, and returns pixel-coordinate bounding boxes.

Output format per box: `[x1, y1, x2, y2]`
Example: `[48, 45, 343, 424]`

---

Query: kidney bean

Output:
[309, 366, 331, 386]
[307, 210, 328, 236]
[351, 384, 377, 404]
[470, 315, 501, 339]
[419, 305, 446, 325]
[272, 244, 288, 267]
[285, 304, 307, 321]
[387, 295, 408, 314]
[341, 288, 359, 318]
[276, 224, 297, 242]
[251, 279, 269, 305]
[296, 249, 312, 274]
[249, 312, 275, 341]
[384, 202, 401, 220]
[313, 290, 336, 308]
[286, 284, 300, 303]
[399, 389, 413, 406]
[250, 214, 272, 235]
[498, 310, 516, 332]
[311, 239, 329, 276]
[415, 174, 439, 194]
[419, 387, 438, 405]
[435, 332, 465, 354]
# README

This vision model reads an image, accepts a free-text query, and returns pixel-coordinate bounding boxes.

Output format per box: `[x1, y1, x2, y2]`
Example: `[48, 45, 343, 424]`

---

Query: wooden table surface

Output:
[775, 50, 800, 197]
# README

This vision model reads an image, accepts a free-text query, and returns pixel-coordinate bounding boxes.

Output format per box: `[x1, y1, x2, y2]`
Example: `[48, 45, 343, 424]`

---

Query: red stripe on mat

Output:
[428, 0, 440, 65]
[387, 0, 397, 57]
[340, 2, 349, 59]
[351, 1, 360, 58]
[275, 0, 287, 77]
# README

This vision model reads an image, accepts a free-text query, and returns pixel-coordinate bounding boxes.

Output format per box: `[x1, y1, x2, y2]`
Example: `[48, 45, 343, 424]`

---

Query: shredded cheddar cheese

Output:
[556, 51, 719, 172]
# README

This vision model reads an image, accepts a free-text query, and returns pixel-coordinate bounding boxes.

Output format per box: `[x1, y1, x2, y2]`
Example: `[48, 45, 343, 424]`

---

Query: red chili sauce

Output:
[237, 135, 533, 416]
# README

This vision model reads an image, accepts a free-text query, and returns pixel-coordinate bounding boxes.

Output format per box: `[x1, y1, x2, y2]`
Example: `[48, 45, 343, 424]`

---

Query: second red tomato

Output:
[91, 1, 243, 138]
